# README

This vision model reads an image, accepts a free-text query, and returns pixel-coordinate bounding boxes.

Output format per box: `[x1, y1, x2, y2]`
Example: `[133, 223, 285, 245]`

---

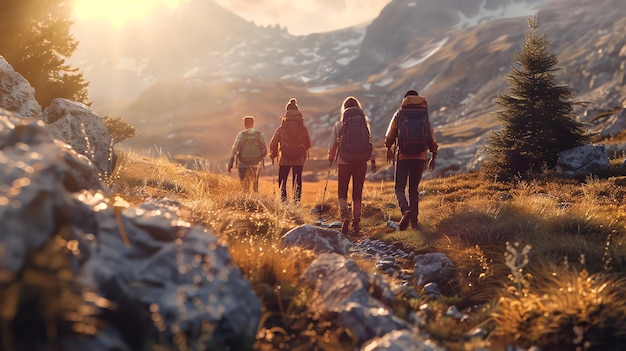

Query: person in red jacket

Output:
[385, 90, 438, 230]
[269, 98, 312, 203]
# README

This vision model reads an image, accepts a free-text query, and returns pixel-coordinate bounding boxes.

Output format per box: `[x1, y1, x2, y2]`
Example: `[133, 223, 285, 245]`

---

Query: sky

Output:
[73, 0, 393, 35]
[213, 0, 392, 35]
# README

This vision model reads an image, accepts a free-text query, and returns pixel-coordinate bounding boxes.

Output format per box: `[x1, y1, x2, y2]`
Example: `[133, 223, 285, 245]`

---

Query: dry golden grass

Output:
[108, 150, 626, 350]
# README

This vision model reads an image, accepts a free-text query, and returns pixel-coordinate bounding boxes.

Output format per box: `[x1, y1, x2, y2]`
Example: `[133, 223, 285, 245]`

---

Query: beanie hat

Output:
[286, 98, 298, 110]
[404, 90, 419, 97]
[343, 97, 358, 109]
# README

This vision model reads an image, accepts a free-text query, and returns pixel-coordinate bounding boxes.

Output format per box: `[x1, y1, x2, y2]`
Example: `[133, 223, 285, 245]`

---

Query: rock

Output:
[414, 253, 457, 292]
[0, 111, 261, 350]
[0, 56, 42, 118]
[279, 224, 348, 255]
[0, 112, 106, 274]
[42, 98, 115, 176]
[300, 253, 411, 347]
[556, 144, 610, 178]
[78, 195, 262, 350]
[360, 329, 442, 351]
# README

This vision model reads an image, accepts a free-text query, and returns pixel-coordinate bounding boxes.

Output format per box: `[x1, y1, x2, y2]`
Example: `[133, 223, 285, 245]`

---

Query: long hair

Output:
[340, 96, 367, 123]
[339, 96, 371, 135]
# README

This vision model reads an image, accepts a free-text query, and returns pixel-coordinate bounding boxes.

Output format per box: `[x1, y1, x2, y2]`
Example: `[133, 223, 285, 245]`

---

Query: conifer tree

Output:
[484, 16, 588, 180]
[0, 0, 89, 108]
[103, 116, 137, 145]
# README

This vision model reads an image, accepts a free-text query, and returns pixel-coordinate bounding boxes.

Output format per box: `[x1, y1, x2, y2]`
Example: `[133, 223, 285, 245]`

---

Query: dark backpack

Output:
[279, 115, 307, 158]
[397, 106, 431, 155]
[338, 107, 373, 163]
[238, 131, 266, 165]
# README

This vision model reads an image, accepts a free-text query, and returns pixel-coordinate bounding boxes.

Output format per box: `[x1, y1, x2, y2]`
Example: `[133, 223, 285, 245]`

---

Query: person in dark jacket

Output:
[328, 96, 377, 236]
[269, 98, 312, 203]
[385, 90, 438, 230]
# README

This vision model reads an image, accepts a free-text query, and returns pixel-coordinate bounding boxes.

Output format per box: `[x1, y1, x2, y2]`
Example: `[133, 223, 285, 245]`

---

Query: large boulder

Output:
[41, 98, 114, 176]
[0, 56, 42, 118]
[0, 112, 106, 274]
[77, 196, 263, 351]
[556, 144, 611, 178]
[0, 111, 261, 351]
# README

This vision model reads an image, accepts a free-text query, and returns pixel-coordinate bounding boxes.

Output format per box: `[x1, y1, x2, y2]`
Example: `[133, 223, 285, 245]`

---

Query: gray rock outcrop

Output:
[280, 224, 349, 255]
[42, 98, 115, 175]
[0, 56, 42, 118]
[300, 253, 413, 347]
[0, 111, 261, 350]
[556, 144, 611, 178]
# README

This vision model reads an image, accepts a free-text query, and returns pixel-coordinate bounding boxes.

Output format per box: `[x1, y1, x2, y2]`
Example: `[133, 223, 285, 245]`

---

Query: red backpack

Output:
[279, 114, 307, 158]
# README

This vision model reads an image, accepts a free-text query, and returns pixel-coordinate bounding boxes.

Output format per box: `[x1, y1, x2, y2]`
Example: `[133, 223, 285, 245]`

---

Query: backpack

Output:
[279, 115, 307, 158]
[338, 107, 373, 164]
[237, 131, 266, 165]
[397, 106, 431, 155]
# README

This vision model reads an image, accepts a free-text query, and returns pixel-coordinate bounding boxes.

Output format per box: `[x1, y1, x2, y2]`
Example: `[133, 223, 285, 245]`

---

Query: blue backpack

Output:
[397, 106, 431, 155]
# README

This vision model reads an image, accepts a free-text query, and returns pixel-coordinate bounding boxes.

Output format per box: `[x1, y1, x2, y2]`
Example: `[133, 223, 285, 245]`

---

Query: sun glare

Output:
[73, 0, 185, 27]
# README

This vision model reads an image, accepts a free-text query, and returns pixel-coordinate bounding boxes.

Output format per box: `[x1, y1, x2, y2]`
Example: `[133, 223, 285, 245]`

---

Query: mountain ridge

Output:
[70, 0, 626, 172]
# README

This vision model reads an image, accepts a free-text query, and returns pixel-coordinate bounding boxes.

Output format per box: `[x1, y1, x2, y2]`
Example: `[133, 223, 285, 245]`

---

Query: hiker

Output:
[328, 96, 377, 236]
[385, 90, 438, 230]
[228, 115, 267, 192]
[269, 98, 312, 203]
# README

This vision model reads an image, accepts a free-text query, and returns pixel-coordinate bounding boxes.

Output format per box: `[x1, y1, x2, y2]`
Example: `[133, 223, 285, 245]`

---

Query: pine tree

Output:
[0, 0, 89, 108]
[484, 16, 589, 180]
[103, 116, 137, 145]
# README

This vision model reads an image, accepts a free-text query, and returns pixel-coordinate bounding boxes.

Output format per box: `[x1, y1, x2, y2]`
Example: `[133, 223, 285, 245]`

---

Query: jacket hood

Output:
[284, 109, 303, 119]
[401, 95, 428, 107]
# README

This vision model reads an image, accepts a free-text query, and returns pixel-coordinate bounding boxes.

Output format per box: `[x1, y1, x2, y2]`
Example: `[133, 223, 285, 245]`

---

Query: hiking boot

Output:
[340, 207, 351, 235]
[410, 220, 419, 230]
[398, 210, 411, 231]
[341, 219, 350, 235]
[350, 220, 362, 236]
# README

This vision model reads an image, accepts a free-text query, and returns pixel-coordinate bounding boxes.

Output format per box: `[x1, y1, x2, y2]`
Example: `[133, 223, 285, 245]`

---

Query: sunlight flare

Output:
[73, 0, 186, 26]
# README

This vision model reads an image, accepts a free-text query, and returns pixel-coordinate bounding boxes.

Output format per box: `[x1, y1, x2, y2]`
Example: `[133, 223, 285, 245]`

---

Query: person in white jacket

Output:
[327, 96, 377, 236]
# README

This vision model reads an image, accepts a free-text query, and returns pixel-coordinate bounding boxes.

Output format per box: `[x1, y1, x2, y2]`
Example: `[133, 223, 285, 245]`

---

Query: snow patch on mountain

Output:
[455, 0, 542, 29]
[399, 37, 449, 69]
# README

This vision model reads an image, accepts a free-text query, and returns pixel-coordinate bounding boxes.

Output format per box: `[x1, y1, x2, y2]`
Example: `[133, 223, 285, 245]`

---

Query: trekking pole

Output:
[271, 157, 276, 197]
[319, 159, 333, 220]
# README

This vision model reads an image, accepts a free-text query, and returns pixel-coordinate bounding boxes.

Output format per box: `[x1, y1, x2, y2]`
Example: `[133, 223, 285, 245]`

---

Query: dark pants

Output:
[338, 162, 367, 224]
[278, 165, 303, 202]
[337, 163, 367, 202]
[394, 159, 426, 221]
[238, 165, 259, 192]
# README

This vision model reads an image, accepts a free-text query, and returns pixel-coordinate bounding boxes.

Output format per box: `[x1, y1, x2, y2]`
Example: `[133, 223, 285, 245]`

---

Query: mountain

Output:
[70, 0, 626, 172]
